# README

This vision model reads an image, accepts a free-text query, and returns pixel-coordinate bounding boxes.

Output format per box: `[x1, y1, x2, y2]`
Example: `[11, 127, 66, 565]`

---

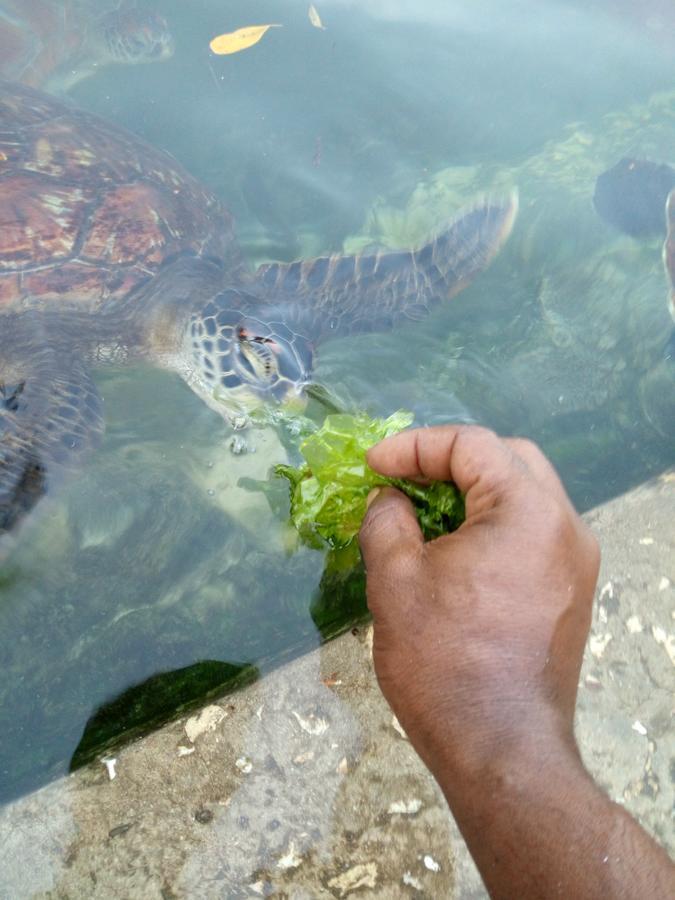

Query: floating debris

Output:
[308, 4, 326, 30]
[658, 577, 671, 591]
[210, 24, 282, 56]
[185, 705, 227, 743]
[639, 537, 655, 546]
[632, 720, 648, 736]
[336, 756, 349, 775]
[177, 745, 196, 757]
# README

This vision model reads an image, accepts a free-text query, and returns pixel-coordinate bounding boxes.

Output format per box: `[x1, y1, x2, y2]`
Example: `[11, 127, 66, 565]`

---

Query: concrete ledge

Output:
[1, 472, 673, 899]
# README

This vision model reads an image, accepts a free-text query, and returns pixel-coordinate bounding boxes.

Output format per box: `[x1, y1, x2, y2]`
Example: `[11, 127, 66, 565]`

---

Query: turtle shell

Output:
[0, 80, 240, 311]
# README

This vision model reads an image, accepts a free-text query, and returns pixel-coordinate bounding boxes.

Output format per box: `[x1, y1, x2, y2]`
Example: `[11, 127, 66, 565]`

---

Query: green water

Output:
[0, 0, 674, 804]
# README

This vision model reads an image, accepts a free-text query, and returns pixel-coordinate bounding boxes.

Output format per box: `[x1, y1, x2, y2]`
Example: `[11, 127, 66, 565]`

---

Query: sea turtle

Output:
[0, 79, 517, 536]
[593, 157, 675, 440]
[594, 158, 675, 336]
[0, 0, 174, 93]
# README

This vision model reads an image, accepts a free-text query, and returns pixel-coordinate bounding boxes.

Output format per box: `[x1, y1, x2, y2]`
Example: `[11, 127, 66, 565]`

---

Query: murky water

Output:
[0, 0, 673, 804]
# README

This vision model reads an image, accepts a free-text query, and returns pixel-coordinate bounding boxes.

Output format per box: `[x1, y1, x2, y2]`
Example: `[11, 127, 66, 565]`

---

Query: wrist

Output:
[432, 706, 584, 812]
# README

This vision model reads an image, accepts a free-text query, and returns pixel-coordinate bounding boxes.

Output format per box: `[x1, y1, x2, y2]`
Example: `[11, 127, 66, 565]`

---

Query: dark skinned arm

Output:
[359, 425, 675, 899]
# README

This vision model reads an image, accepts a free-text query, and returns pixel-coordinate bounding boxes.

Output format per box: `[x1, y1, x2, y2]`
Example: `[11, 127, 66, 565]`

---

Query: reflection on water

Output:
[0, 0, 674, 804]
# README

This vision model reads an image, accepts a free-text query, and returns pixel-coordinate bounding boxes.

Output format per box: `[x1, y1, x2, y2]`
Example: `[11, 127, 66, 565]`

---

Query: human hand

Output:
[359, 425, 600, 787]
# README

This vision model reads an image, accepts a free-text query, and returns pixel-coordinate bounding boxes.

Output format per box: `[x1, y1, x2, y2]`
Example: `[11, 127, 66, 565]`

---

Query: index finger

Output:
[366, 425, 522, 496]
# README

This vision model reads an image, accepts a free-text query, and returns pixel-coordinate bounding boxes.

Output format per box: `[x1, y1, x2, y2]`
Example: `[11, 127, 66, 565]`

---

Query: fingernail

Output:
[366, 487, 382, 509]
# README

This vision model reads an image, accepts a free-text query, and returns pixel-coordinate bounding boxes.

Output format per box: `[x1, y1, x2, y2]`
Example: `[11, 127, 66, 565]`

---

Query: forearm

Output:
[438, 739, 675, 900]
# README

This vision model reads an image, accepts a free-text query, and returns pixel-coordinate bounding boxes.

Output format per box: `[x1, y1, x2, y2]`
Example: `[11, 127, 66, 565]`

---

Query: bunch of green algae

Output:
[271, 410, 465, 559]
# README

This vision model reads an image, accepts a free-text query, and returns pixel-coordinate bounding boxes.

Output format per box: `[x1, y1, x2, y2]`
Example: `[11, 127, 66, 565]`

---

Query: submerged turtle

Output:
[594, 158, 675, 438]
[0, 0, 174, 93]
[594, 158, 675, 337]
[0, 80, 517, 535]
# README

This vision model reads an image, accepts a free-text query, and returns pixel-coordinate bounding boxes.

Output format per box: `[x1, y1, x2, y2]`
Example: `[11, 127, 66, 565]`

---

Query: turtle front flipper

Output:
[254, 193, 518, 341]
[0, 327, 104, 538]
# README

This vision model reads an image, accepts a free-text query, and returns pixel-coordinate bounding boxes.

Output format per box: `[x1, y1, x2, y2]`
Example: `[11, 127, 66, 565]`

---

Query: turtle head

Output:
[98, 7, 175, 66]
[185, 290, 314, 420]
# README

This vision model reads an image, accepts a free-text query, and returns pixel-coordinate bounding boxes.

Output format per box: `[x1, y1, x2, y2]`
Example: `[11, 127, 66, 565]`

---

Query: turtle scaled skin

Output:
[0, 0, 174, 93]
[0, 79, 517, 540]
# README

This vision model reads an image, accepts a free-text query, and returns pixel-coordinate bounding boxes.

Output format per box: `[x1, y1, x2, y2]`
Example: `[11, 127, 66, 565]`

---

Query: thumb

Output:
[359, 486, 423, 576]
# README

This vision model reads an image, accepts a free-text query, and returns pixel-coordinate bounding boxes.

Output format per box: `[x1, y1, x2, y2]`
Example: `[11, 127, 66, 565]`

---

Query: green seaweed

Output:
[274, 411, 465, 566]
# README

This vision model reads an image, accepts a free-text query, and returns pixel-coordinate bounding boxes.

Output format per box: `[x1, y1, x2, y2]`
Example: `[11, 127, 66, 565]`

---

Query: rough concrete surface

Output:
[0, 472, 673, 899]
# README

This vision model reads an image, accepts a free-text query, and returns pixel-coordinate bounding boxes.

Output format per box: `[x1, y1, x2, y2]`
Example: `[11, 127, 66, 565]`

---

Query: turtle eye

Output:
[235, 329, 279, 382]
[237, 327, 281, 353]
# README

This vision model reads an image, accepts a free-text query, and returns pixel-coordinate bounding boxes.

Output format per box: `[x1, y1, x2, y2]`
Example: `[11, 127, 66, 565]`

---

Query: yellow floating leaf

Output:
[209, 24, 281, 56]
[308, 4, 326, 30]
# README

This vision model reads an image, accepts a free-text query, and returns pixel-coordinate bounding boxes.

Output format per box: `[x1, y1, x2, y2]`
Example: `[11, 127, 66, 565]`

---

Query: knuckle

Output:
[455, 423, 500, 451]
[539, 502, 599, 572]
[546, 501, 577, 541]
[454, 425, 512, 488]
[512, 436, 544, 462]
